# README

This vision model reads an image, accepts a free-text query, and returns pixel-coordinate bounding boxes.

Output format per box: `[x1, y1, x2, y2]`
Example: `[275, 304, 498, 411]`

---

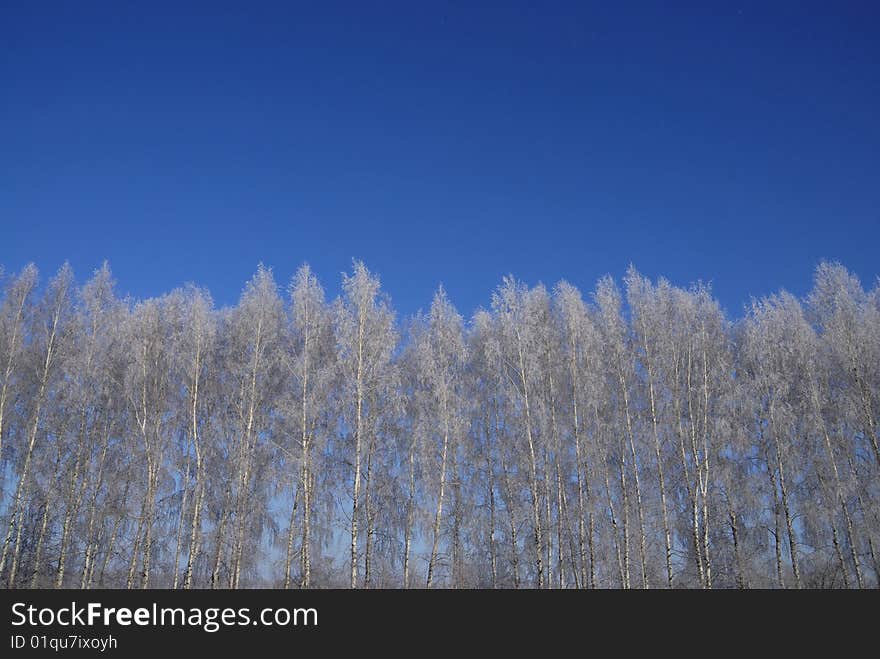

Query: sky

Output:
[2, 1, 878, 319]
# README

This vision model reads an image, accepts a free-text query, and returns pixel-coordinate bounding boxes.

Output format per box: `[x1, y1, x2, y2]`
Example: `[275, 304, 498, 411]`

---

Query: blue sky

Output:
[2, 1, 878, 318]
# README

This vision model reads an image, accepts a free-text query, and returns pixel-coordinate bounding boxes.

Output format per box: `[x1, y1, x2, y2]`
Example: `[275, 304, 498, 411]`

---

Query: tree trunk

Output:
[172, 437, 192, 589]
[486, 434, 498, 589]
[617, 355, 648, 589]
[80, 420, 113, 589]
[183, 348, 204, 590]
[673, 342, 705, 588]
[363, 432, 376, 588]
[403, 435, 416, 588]
[728, 502, 746, 589]
[764, 437, 785, 589]
[283, 487, 299, 588]
[498, 437, 520, 588]
[769, 406, 800, 588]
[299, 325, 312, 589]
[643, 347, 674, 588]
[514, 330, 544, 588]
[426, 397, 451, 588]
[350, 305, 365, 589]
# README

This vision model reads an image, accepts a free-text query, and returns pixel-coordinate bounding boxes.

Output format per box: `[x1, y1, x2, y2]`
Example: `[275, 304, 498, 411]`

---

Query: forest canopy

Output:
[0, 259, 877, 589]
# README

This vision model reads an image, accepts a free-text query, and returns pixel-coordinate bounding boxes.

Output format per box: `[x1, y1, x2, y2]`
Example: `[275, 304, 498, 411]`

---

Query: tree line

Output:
[0, 259, 877, 588]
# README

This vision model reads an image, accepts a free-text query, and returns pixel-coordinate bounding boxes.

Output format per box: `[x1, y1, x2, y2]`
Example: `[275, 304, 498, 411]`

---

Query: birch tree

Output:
[282, 264, 335, 589]
[409, 287, 467, 587]
[335, 261, 396, 588]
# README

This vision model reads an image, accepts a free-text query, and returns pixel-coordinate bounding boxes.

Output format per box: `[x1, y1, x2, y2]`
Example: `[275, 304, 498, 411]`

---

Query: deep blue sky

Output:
[2, 1, 878, 318]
